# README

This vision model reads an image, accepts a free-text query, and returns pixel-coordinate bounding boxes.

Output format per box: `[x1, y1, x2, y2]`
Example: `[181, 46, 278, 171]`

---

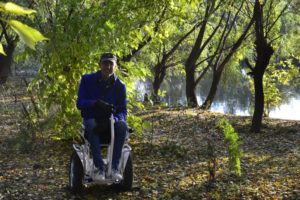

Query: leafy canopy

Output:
[0, 1, 48, 55]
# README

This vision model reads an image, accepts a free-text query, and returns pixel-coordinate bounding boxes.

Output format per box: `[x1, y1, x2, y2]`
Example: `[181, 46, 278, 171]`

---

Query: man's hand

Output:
[94, 99, 115, 115]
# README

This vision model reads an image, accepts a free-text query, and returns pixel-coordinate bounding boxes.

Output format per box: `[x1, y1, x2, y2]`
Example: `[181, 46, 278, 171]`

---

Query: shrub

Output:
[217, 119, 242, 176]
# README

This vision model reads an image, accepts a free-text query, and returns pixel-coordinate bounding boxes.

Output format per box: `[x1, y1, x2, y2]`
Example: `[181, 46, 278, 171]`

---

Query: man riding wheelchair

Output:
[69, 53, 133, 193]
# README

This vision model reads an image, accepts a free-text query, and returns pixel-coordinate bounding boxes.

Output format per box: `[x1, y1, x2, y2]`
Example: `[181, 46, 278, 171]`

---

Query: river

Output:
[136, 77, 300, 121]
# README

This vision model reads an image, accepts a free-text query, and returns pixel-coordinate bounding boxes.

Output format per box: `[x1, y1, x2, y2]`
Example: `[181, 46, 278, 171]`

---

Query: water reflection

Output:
[136, 76, 300, 120]
[269, 97, 300, 120]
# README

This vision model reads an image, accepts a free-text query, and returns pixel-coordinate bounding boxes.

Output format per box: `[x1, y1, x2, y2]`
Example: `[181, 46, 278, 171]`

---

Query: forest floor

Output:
[0, 82, 300, 199]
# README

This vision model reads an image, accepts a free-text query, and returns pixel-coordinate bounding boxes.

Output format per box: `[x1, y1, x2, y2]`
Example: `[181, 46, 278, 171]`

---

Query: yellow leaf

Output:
[51, 136, 62, 141]
[0, 43, 7, 56]
[0, 2, 36, 16]
[8, 20, 49, 50]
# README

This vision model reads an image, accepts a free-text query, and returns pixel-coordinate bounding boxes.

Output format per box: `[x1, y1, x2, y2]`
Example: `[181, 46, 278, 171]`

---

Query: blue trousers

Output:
[84, 119, 127, 171]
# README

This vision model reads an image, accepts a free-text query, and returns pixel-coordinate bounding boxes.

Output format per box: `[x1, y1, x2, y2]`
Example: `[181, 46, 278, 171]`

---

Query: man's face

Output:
[100, 60, 115, 79]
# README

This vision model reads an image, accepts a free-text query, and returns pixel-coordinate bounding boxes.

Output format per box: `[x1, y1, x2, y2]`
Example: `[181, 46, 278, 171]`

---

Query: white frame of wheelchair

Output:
[72, 114, 131, 186]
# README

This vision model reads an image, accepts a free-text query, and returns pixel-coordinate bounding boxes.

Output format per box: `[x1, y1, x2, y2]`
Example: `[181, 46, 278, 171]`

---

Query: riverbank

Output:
[0, 105, 299, 199]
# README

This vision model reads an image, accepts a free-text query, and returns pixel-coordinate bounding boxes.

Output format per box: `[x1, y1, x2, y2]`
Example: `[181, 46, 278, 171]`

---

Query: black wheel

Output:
[114, 153, 133, 191]
[69, 150, 84, 194]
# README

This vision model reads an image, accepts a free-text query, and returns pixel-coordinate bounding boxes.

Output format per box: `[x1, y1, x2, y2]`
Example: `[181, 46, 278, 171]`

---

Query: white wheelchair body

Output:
[69, 114, 133, 193]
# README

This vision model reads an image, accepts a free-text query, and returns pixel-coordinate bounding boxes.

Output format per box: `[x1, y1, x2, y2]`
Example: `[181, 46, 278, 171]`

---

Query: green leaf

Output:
[7, 20, 49, 50]
[0, 2, 37, 16]
[0, 43, 6, 56]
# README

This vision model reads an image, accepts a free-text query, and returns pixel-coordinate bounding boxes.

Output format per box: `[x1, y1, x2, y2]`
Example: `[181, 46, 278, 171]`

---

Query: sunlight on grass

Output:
[246, 153, 271, 163]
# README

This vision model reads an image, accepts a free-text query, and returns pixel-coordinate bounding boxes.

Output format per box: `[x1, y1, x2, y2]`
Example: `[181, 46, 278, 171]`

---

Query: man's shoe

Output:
[112, 169, 123, 180]
[94, 168, 105, 181]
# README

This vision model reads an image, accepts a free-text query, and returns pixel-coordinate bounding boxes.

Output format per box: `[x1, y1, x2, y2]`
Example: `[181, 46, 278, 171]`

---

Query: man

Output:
[76, 52, 127, 181]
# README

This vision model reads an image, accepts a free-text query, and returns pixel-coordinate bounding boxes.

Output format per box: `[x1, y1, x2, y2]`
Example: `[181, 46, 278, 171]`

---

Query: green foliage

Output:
[127, 114, 144, 137]
[0, 43, 5, 55]
[216, 118, 242, 176]
[8, 20, 48, 49]
[29, 0, 191, 139]
[0, 1, 48, 55]
[21, 0, 300, 139]
[0, 2, 36, 15]
[247, 59, 299, 116]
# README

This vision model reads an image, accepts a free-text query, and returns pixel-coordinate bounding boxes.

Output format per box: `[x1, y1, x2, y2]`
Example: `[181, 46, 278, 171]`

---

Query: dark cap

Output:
[100, 52, 117, 63]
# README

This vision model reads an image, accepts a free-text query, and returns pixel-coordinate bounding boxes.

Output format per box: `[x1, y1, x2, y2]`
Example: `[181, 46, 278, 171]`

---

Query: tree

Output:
[151, 21, 201, 101]
[30, 0, 179, 138]
[0, 1, 47, 83]
[200, 1, 255, 109]
[244, 0, 293, 132]
[184, 0, 224, 107]
[183, 0, 256, 108]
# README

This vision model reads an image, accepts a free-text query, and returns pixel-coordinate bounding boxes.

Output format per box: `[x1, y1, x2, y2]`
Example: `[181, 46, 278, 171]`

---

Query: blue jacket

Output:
[76, 71, 127, 121]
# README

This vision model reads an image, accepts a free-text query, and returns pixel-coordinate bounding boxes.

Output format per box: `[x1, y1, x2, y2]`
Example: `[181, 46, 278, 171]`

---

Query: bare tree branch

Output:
[195, 65, 210, 85]
[0, 30, 5, 41]
[266, 1, 291, 38]
[0, 21, 10, 43]
[165, 60, 183, 69]
[244, 57, 254, 71]
[195, 55, 215, 67]
[269, 34, 282, 44]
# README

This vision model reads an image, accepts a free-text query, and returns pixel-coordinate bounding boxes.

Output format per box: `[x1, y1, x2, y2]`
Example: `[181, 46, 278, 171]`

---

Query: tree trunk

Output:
[250, 0, 274, 133]
[250, 44, 274, 132]
[200, 69, 222, 110]
[152, 63, 166, 102]
[251, 73, 264, 132]
[184, 9, 211, 107]
[185, 67, 197, 107]
[0, 42, 15, 84]
[152, 75, 160, 97]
